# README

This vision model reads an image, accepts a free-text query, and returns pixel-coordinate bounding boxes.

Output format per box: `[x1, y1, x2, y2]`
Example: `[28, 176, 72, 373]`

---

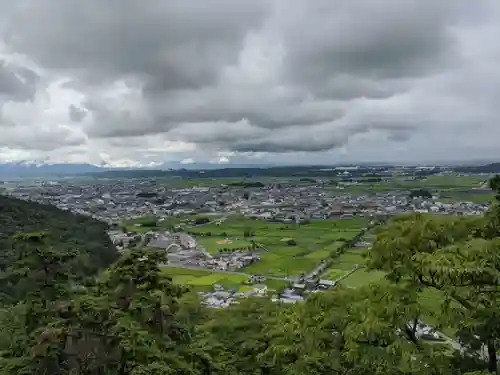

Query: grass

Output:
[163, 266, 212, 278]
[264, 279, 290, 290]
[331, 250, 368, 270]
[439, 191, 494, 204]
[304, 250, 330, 260]
[420, 175, 486, 188]
[187, 215, 368, 277]
[244, 252, 318, 277]
[156, 178, 247, 188]
[333, 174, 491, 199]
[122, 215, 189, 233]
[340, 268, 387, 288]
[320, 268, 347, 281]
[238, 285, 255, 293]
[162, 265, 291, 292]
[188, 273, 248, 287]
[163, 267, 248, 290]
[197, 237, 253, 254]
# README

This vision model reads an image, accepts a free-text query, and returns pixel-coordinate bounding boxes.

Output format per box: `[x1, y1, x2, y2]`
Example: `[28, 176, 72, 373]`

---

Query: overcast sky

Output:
[0, 0, 500, 167]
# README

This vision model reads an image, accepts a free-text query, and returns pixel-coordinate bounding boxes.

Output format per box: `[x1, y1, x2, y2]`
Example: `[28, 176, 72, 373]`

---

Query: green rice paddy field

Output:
[335, 174, 493, 203]
[162, 266, 288, 292]
[189, 215, 369, 277]
[197, 237, 254, 254]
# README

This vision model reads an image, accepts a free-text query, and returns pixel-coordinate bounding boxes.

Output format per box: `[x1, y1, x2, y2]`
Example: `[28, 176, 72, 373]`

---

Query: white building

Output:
[174, 233, 197, 249]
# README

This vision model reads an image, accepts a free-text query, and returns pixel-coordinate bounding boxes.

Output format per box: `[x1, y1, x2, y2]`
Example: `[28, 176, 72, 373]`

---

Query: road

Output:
[304, 262, 328, 280]
[303, 227, 369, 280]
[176, 212, 236, 259]
[196, 245, 213, 259]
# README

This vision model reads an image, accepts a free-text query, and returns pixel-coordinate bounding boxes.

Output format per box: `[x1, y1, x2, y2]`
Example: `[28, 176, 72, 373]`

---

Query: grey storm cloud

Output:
[0, 124, 86, 151]
[0, 60, 39, 102]
[68, 105, 87, 123]
[5, 0, 268, 88]
[278, 0, 467, 85]
[0, 0, 500, 163]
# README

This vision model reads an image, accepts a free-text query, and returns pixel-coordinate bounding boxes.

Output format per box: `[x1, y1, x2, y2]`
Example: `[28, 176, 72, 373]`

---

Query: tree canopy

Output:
[409, 188, 433, 199]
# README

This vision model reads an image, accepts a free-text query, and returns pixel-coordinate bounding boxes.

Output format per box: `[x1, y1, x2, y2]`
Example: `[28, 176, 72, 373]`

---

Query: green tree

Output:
[369, 212, 498, 372]
[195, 297, 282, 374]
[7, 248, 202, 374]
[0, 232, 78, 374]
[194, 217, 210, 225]
[409, 189, 432, 199]
[265, 285, 450, 375]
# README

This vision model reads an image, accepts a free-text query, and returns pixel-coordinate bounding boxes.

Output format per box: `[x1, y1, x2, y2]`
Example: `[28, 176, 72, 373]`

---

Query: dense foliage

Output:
[409, 188, 433, 199]
[1, 178, 500, 374]
[0, 196, 117, 299]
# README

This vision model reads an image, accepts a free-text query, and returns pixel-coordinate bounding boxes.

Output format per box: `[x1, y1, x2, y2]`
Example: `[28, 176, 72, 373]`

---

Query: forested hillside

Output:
[1, 180, 500, 374]
[0, 196, 118, 299]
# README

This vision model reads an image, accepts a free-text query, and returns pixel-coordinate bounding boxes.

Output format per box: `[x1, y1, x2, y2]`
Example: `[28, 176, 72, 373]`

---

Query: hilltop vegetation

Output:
[1, 182, 500, 374]
[0, 196, 118, 298]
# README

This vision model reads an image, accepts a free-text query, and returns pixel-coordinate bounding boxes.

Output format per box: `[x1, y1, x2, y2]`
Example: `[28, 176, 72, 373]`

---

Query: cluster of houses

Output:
[5, 171, 491, 230]
[148, 232, 197, 250]
[201, 284, 269, 308]
[202, 253, 260, 271]
[109, 227, 263, 272]
[200, 278, 342, 308]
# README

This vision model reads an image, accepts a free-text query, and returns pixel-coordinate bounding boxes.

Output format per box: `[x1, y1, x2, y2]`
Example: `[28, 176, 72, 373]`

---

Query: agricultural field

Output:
[122, 215, 186, 232]
[197, 237, 254, 254]
[438, 190, 494, 204]
[122, 213, 230, 233]
[333, 250, 367, 270]
[415, 174, 487, 188]
[339, 268, 387, 288]
[319, 247, 370, 281]
[319, 226, 379, 283]
[155, 178, 242, 188]
[333, 173, 491, 200]
[189, 215, 368, 277]
[162, 266, 249, 292]
[162, 266, 288, 292]
[320, 268, 347, 281]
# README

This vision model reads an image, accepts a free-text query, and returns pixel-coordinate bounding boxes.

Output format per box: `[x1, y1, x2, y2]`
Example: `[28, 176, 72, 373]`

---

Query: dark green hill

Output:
[0, 195, 118, 277]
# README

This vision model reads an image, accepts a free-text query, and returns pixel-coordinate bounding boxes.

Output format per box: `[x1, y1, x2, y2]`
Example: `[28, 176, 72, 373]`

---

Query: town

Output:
[0, 166, 494, 309]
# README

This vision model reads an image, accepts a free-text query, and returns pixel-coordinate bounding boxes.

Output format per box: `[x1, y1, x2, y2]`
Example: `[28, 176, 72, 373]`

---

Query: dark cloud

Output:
[0, 125, 86, 151]
[0, 0, 499, 164]
[68, 105, 86, 122]
[278, 0, 469, 85]
[0, 60, 39, 102]
[5, 0, 268, 90]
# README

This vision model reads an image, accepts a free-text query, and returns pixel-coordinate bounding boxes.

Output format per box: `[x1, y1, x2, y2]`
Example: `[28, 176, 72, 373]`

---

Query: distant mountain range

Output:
[0, 163, 104, 177]
[0, 161, 273, 177]
[1, 160, 500, 178]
